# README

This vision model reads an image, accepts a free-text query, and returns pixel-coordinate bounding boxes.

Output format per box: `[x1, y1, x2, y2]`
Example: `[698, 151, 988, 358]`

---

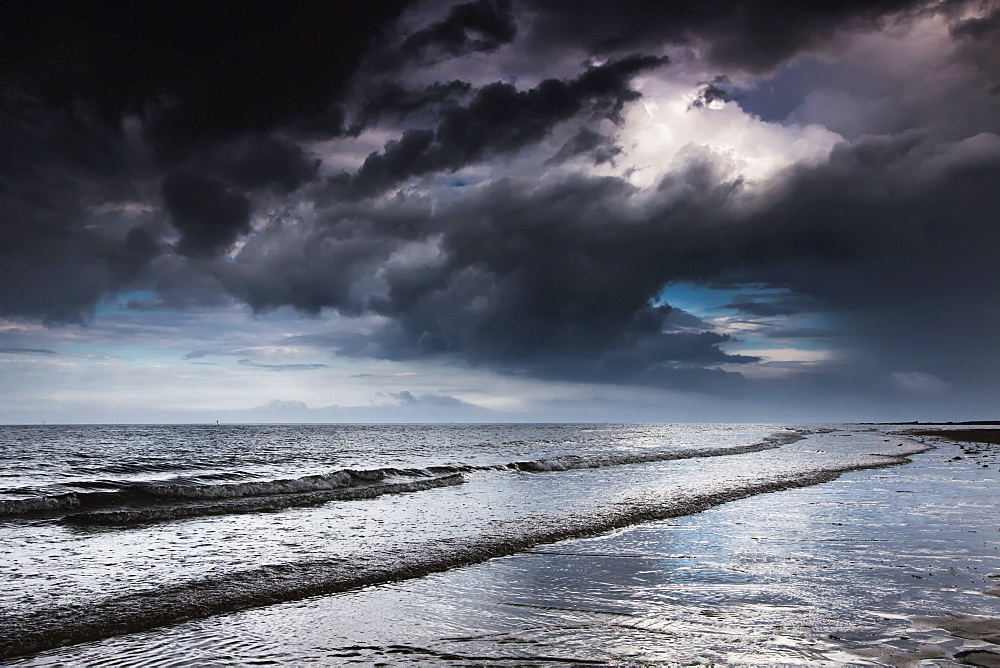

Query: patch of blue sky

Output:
[655, 281, 778, 317]
[657, 282, 839, 358]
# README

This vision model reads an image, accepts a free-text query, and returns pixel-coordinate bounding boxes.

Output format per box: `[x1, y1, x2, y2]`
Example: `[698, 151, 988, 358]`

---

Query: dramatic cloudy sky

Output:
[1, 0, 998, 423]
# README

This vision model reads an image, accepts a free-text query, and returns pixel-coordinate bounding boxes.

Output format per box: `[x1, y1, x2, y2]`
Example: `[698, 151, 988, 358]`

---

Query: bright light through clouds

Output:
[1, 1, 998, 423]
[604, 76, 843, 189]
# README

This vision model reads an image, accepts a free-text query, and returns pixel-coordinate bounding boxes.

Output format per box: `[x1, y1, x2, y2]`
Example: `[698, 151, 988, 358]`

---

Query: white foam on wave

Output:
[0, 433, 801, 518]
[63, 474, 466, 526]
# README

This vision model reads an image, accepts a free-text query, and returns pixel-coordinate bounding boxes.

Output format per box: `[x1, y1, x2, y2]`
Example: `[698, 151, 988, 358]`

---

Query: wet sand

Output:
[854, 426, 1000, 667]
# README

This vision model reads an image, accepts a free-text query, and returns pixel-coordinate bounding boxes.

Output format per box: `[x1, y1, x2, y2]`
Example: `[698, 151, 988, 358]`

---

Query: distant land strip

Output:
[907, 429, 1000, 445]
[869, 421, 1000, 426]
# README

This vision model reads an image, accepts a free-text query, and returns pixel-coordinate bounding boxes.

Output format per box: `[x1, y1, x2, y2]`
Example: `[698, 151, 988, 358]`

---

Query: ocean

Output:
[2, 423, 999, 665]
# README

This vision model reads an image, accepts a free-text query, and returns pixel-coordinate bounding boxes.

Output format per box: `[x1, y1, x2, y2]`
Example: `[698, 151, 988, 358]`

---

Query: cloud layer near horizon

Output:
[1, 0, 998, 420]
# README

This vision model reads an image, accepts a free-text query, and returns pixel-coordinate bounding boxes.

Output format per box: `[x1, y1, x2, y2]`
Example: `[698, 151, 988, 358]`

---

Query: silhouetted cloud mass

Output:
[1, 0, 998, 418]
[161, 173, 251, 258]
[399, 0, 518, 61]
[520, 0, 933, 72]
[337, 55, 667, 199]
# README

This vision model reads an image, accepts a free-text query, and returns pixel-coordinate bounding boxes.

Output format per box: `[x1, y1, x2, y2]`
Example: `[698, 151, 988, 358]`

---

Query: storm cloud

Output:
[2, 0, 998, 418]
[398, 0, 518, 62]
[520, 0, 936, 72]
[338, 54, 667, 199]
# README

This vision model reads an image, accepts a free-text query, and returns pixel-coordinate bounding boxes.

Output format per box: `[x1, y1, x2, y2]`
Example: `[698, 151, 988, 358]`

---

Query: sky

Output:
[1, 0, 998, 424]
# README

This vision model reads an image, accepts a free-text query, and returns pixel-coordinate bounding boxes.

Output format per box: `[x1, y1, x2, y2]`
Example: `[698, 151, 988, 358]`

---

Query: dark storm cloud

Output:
[211, 137, 322, 194]
[1, 2, 416, 322]
[0, 92, 164, 323]
[1, 1, 414, 152]
[737, 133, 1000, 384]
[154, 135, 322, 259]
[219, 169, 765, 391]
[348, 80, 473, 136]
[399, 0, 517, 61]
[519, 329, 759, 393]
[948, 4, 1000, 96]
[738, 134, 1000, 301]
[371, 180, 700, 364]
[217, 119, 1000, 394]
[545, 127, 622, 165]
[160, 173, 251, 258]
[0, 0, 962, 325]
[339, 55, 667, 199]
[3, 0, 998, 406]
[950, 6, 1000, 40]
[521, 0, 934, 73]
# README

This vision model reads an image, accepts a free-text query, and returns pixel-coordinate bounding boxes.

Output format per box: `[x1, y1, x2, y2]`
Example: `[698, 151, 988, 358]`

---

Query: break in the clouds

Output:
[1, 0, 998, 422]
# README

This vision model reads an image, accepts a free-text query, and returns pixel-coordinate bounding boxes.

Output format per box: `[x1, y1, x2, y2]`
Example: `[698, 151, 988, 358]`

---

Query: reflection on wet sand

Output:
[10, 428, 1000, 665]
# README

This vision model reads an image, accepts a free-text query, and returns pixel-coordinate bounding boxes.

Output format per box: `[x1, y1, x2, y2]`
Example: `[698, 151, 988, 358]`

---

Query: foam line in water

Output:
[61, 474, 466, 526]
[0, 491, 112, 516]
[506, 431, 802, 472]
[0, 467, 445, 517]
[0, 431, 802, 519]
[0, 443, 930, 662]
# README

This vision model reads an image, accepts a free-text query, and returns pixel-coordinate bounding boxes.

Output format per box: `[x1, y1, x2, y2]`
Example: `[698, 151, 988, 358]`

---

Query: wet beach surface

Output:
[3, 431, 1000, 666]
[4, 427, 997, 665]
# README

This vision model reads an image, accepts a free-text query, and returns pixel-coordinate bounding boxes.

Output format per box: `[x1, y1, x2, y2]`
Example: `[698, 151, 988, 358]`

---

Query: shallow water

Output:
[0, 424, 784, 621]
[4, 424, 997, 664]
[0, 423, 775, 499]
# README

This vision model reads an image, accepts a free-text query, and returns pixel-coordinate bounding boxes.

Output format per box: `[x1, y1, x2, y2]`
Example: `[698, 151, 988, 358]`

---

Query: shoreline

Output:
[8, 432, 980, 665]
[0, 440, 924, 661]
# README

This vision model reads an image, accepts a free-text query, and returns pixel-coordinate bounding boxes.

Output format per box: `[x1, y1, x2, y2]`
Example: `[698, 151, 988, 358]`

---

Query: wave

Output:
[81, 461, 199, 474]
[0, 490, 119, 516]
[0, 431, 803, 520]
[506, 431, 802, 472]
[0, 444, 928, 662]
[0, 467, 448, 518]
[62, 474, 465, 526]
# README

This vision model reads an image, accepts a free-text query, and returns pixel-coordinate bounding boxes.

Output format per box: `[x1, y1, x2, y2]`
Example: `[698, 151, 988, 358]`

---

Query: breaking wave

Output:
[0, 431, 803, 521]
[507, 431, 801, 471]
[0, 467, 451, 518]
[62, 474, 466, 526]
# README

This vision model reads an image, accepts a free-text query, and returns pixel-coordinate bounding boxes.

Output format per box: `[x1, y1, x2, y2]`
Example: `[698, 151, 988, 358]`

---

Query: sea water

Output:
[2, 423, 998, 664]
